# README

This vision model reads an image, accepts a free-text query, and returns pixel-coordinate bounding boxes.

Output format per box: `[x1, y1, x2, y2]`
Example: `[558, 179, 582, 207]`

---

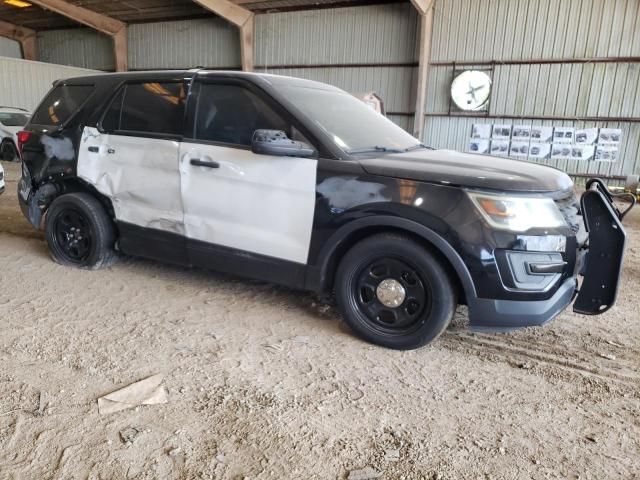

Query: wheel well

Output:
[323, 226, 467, 304]
[37, 178, 117, 228]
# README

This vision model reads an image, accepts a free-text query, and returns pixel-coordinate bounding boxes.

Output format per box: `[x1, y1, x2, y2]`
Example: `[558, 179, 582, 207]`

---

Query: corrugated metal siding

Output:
[37, 29, 114, 71]
[431, 0, 640, 63]
[128, 18, 240, 70]
[0, 56, 98, 110]
[35, 18, 241, 71]
[424, 117, 640, 179]
[256, 3, 418, 129]
[426, 62, 640, 118]
[260, 66, 417, 114]
[256, 3, 418, 65]
[0, 38, 21, 59]
[425, 0, 640, 178]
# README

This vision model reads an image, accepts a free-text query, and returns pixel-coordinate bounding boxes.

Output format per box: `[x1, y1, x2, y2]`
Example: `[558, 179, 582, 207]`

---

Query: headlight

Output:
[467, 191, 566, 232]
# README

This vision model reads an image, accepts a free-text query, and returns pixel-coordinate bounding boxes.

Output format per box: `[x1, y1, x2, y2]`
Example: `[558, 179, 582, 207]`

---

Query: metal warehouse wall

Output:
[255, 3, 419, 131]
[0, 38, 21, 59]
[424, 0, 640, 179]
[33, 3, 418, 130]
[37, 18, 241, 72]
[0, 56, 97, 110]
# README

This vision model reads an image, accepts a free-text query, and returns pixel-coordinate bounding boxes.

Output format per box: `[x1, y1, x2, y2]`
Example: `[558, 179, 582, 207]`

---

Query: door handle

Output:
[88, 146, 99, 153]
[190, 159, 220, 169]
[527, 262, 567, 274]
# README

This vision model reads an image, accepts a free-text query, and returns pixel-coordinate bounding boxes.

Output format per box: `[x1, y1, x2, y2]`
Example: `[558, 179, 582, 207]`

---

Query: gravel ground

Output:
[0, 160, 639, 479]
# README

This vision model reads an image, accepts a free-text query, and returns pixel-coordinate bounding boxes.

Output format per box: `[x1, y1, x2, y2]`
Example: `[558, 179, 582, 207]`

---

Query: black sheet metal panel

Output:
[573, 189, 627, 315]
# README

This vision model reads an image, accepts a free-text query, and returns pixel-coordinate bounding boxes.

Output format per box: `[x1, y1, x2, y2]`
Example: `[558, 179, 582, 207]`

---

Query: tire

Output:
[0, 139, 19, 162]
[335, 232, 457, 350]
[44, 193, 117, 269]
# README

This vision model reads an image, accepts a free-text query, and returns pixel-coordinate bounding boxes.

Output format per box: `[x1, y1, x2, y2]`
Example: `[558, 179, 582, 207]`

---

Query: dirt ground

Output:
[0, 160, 638, 480]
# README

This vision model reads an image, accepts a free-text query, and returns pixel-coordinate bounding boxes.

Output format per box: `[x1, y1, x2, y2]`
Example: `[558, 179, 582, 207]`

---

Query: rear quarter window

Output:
[31, 84, 94, 127]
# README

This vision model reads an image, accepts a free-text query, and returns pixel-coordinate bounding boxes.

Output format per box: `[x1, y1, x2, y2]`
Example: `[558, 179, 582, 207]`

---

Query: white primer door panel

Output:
[78, 127, 184, 234]
[179, 142, 317, 264]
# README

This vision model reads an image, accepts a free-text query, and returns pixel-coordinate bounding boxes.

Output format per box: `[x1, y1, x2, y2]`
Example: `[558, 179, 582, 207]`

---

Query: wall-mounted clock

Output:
[450, 70, 492, 111]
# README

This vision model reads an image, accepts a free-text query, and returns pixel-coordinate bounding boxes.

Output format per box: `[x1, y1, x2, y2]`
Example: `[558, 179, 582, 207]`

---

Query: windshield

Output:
[0, 112, 29, 127]
[281, 85, 422, 154]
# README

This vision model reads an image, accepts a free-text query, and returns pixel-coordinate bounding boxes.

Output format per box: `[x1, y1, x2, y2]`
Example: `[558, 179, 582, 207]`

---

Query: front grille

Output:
[555, 193, 582, 234]
[0, 171, 3, 181]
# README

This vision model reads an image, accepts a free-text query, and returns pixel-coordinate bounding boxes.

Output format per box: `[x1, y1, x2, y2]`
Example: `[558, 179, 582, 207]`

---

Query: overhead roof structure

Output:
[0, 0, 386, 29]
[0, 0, 434, 138]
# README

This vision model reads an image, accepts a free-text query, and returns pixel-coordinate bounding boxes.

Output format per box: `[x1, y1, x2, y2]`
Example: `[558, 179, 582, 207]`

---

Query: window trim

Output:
[185, 77, 319, 155]
[29, 82, 96, 129]
[97, 80, 188, 141]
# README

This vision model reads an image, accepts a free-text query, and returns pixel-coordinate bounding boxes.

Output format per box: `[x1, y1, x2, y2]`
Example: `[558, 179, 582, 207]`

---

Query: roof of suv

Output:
[58, 70, 342, 92]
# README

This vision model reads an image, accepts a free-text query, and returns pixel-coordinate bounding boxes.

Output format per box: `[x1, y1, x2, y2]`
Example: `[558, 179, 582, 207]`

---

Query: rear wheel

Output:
[335, 233, 457, 350]
[0, 140, 19, 162]
[45, 193, 117, 269]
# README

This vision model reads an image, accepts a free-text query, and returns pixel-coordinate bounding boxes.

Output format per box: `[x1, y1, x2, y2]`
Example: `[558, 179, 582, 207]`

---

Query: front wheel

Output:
[45, 193, 117, 269]
[335, 233, 457, 350]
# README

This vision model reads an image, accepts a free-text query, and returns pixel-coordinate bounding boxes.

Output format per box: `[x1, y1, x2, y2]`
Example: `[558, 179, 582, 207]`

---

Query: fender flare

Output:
[309, 215, 477, 301]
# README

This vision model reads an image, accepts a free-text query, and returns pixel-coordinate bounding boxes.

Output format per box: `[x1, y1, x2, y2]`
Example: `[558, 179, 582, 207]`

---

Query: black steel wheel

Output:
[354, 257, 431, 335]
[336, 232, 457, 350]
[45, 193, 117, 269]
[52, 208, 93, 264]
[0, 140, 19, 162]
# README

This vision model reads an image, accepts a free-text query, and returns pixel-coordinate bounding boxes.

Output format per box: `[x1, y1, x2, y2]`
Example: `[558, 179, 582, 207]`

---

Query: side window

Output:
[101, 88, 124, 132]
[194, 84, 290, 146]
[117, 82, 186, 135]
[31, 85, 94, 126]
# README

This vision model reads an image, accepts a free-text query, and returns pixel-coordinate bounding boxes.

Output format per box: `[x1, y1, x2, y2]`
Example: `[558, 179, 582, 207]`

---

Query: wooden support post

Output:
[240, 16, 254, 72]
[193, 0, 255, 71]
[113, 27, 128, 72]
[29, 0, 127, 70]
[0, 19, 37, 61]
[412, 1, 435, 140]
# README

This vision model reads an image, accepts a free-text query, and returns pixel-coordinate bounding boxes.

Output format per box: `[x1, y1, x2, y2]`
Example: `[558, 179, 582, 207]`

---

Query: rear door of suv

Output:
[78, 80, 188, 262]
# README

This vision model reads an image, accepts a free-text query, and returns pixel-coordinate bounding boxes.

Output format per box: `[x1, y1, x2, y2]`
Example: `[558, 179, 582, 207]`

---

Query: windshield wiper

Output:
[347, 146, 404, 155]
[404, 143, 434, 152]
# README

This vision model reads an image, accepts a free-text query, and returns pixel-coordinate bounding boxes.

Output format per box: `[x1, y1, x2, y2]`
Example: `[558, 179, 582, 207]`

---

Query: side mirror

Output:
[251, 129, 316, 158]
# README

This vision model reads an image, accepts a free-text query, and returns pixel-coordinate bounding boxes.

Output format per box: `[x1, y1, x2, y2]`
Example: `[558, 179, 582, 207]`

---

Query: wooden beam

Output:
[239, 15, 254, 71]
[0, 19, 37, 61]
[113, 27, 128, 72]
[193, 0, 254, 71]
[28, 0, 125, 35]
[410, 0, 435, 15]
[412, 2, 435, 140]
[28, 0, 128, 71]
[193, 0, 253, 28]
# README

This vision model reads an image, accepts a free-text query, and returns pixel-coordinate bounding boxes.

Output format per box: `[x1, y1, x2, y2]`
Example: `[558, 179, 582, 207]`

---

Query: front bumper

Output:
[468, 277, 578, 331]
[467, 180, 632, 330]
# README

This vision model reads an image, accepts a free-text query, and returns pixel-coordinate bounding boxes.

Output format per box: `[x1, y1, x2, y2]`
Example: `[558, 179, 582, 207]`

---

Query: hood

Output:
[358, 149, 573, 193]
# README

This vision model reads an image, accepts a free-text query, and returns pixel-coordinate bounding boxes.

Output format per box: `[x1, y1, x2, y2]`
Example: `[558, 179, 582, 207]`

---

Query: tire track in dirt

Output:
[442, 332, 640, 387]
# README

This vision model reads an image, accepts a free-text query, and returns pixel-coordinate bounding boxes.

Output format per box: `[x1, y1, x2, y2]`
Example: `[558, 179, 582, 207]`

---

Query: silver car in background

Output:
[0, 107, 31, 162]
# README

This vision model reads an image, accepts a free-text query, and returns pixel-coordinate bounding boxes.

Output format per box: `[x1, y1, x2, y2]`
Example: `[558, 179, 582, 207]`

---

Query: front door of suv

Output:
[78, 80, 188, 263]
[179, 80, 318, 265]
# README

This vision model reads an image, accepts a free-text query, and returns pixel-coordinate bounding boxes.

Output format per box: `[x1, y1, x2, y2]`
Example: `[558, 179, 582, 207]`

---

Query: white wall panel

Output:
[0, 38, 21, 59]
[0, 57, 97, 111]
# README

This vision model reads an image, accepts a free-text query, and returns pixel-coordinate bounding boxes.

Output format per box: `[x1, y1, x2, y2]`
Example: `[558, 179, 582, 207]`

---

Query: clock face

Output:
[451, 70, 492, 111]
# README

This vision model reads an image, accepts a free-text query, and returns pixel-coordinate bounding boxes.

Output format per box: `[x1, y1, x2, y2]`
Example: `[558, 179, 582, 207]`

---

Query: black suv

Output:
[17, 70, 634, 349]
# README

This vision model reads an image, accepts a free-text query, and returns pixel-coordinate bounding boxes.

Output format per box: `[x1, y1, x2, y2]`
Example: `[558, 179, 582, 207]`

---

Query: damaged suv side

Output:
[17, 70, 635, 350]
